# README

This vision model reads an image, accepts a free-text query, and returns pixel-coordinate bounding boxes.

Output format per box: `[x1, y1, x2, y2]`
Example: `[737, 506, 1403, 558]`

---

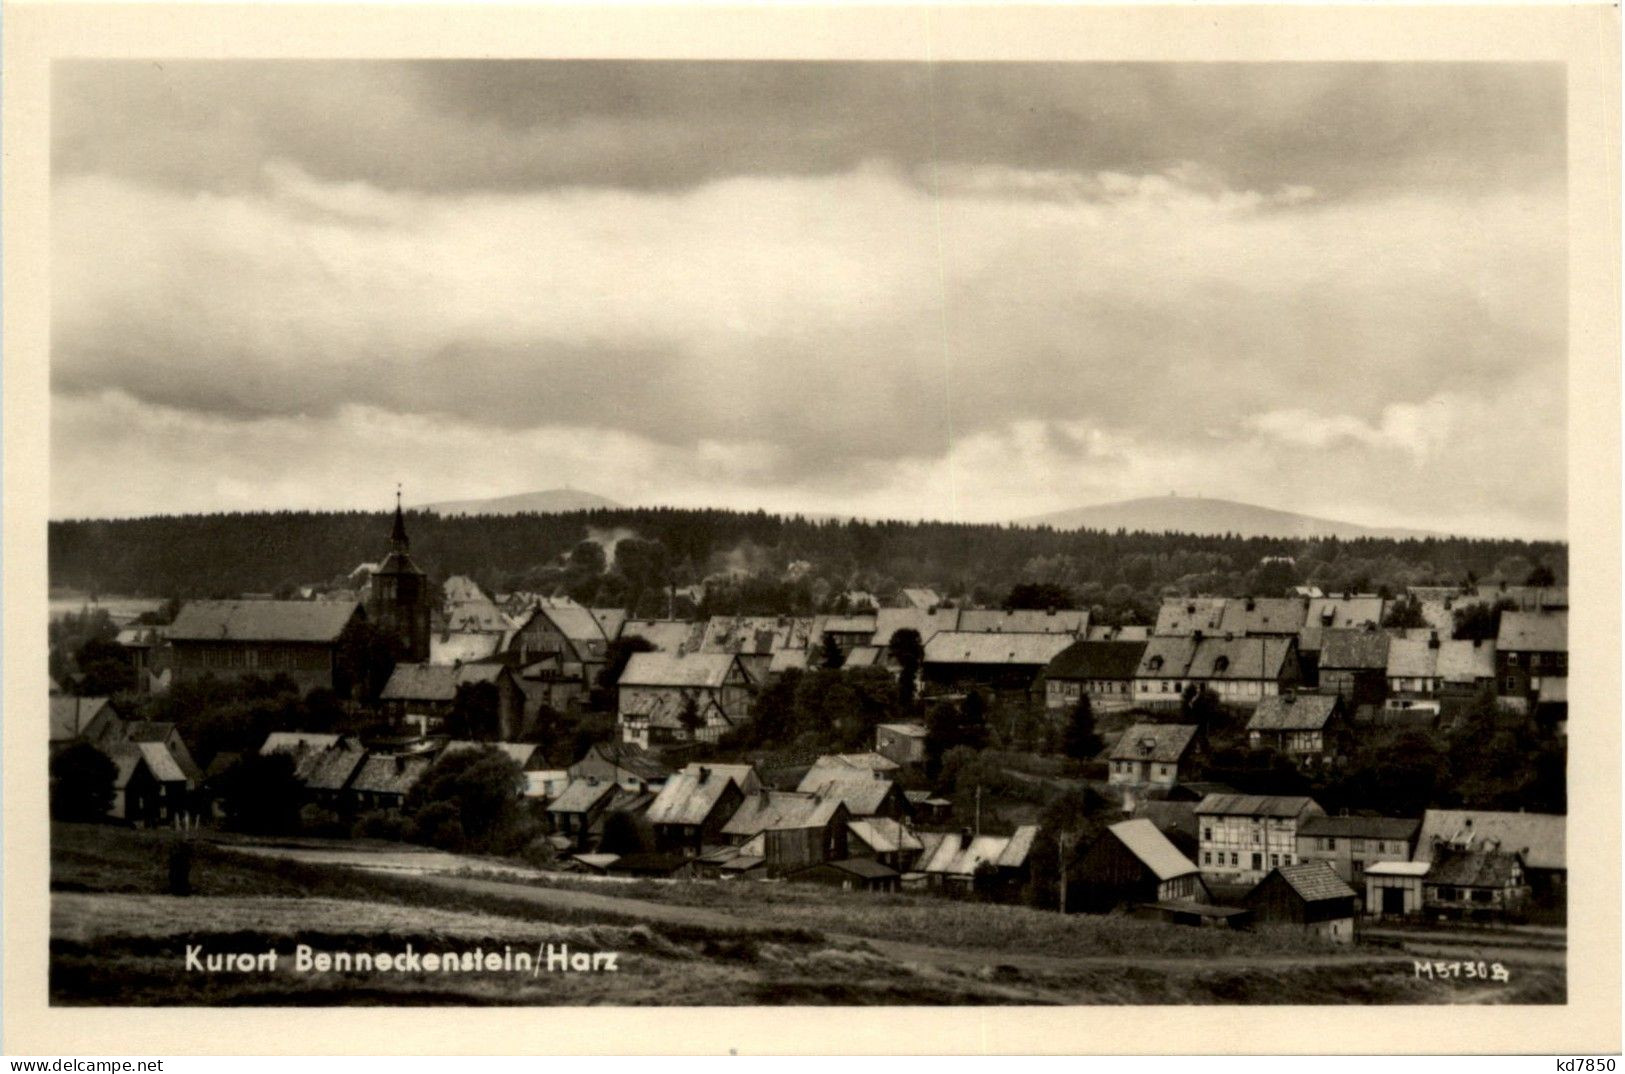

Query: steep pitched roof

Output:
[440, 740, 542, 769]
[168, 600, 360, 643]
[300, 742, 368, 793]
[1385, 637, 1440, 679]
[1436, 639, 1497, 682]
[922, 631, 1075, 667]
[1247, 693, 1341, 732]
[1107, 818, 1200, 881]
[1414, 810, 1565, 872]
[1045, 640, 1148, 682]
[700, 616, 814, 655]
[836, 645, 885, 668]
[619, 651, 741, 689]
[1218, 597, 1309, 637]
[645, 764, 754, 827]
[1306, 596, 1386, 630]
[808, 752, 900, 774]
[575, 741, 671, 782]
[49, 696, 117, 742]
[1271, 860, 1357, 902]
[847, 817, 923, 855]
[722, 789, 844, 837]
[1319, 629, 1391, 671]
[1137, 635, 1199, 677]
[546, 777, 619, 815]
[379, 662, 508, 703]
[1109, 723, 1200, 764]
[1086, 624, 1151, 642]
[591, 608, 628, 641]
[956, 608, 1088, 635]
[871, 607, 961, 647]
[133, 741, 189, 784]
[1154, 598, 1227, 636]
[897, 588, 944, 611]
[530, 597, 612, 659]
[1496, 611, 1567, 653]
[1188, 636, 1295, 681]
[800, 778, 898, 817]
[350, 753, 433, 797]
[1196, 793, 1319, 819]
[1426, 846, 1525, 888]
[921, 826, 1038, 875]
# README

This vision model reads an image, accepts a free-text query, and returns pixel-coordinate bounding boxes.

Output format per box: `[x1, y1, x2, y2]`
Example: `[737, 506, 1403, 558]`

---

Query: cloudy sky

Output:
[51, 61, 1566, 537]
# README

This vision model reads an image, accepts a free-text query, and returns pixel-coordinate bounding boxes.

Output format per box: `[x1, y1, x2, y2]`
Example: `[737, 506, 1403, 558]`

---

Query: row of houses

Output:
[49, 694, 203, 827]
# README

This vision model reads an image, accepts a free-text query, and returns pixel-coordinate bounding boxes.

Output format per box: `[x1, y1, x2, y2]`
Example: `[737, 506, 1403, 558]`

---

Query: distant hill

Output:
[1018, 495, 1442, 541]
[418, 488, 623, 517]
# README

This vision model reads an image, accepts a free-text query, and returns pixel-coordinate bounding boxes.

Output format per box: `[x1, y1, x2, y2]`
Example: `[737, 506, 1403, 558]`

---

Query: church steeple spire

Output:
[390, 484, 409, 552]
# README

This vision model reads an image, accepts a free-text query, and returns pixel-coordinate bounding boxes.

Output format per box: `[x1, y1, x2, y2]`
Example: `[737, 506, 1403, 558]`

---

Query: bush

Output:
[299, 803, 345, 838]
[49, 742, 116, 822]
[518, 836, 559, 868]
[352, 809, 412, 841]
[410, 800, 466, 851]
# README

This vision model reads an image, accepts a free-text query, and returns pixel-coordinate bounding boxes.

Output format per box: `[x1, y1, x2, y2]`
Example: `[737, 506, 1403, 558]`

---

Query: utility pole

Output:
[1057, 830, 1071, 914]
[974, 784, 982, 837]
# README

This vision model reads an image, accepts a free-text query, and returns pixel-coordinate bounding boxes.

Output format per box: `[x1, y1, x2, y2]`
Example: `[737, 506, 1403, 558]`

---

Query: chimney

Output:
[1428, 631, 1440, 649]
[1246, 598, 1256, 612]
[1046, 606, 1057, 616]
[699, 765, 712, 783]
[959, 826, 973, 847]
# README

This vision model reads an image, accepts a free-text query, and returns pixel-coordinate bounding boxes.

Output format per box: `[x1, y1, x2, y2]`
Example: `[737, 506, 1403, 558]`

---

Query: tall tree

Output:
[1062, 694, 1103, 762]
[887, 627, 924, 708]
[446, 681, 502, 741]
[820, 633, 846, 670]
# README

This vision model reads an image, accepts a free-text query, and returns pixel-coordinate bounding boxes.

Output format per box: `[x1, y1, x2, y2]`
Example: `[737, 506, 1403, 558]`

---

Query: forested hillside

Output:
[49, 507, 1566, 621]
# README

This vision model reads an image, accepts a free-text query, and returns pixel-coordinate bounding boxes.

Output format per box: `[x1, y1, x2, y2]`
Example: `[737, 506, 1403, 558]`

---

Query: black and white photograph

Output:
[5, 2, 1620, 1058]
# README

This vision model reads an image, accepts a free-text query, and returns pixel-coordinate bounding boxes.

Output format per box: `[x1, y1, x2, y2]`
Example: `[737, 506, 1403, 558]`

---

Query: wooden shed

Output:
[1243, 860, 1358, 943]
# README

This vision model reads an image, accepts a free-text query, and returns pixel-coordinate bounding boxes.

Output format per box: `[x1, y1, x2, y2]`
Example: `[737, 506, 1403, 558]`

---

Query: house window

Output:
[1507, 653, 1519, 666]
[1230, 852, 1238, 866]
[1202, 827, 1212, 842]
[1471, 889, 1494, 903]
[1505, 677, 1518, 692]
[1351, 838, 1365, 852]
[1437, 886, 1457, 901]
[1326, 837, 1337, 851]
[1530, 654, 1542, 669]
[1203, 852, 1211, 865]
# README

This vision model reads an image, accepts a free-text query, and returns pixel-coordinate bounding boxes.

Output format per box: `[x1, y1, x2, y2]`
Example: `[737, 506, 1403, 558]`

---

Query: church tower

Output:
[367, 488, 431, 664]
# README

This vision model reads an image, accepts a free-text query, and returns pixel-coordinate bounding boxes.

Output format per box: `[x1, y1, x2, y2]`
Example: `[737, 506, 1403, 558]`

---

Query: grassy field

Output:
[49, 823, 1564, 1005]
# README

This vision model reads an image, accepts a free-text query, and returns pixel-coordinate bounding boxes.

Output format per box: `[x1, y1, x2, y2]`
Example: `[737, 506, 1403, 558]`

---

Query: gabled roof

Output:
[848, 817, 923, 855]
[380, 662, 509, 703]
[1137, 635, 1199, 677]
[1154, 598, 1227, 636]
[575, 741, 671, 782]
[1426, 846, 1524, 888]
[1247, 693, 1342, 732]
[49, 696, 117, 742]
[619, 620, 700, 653]
[620, 691, 728, 731]
[133, 741, 189, 784]
[1218, 597, 1309, 637]
[922, 631, 1075, 667]
[1269, 860, 1357, 903]
[700, 616, 814, 655]
[1306, 596, 1386, 630]
[115, 626, 167, 648]
[722, 789, 844, 837]
[1109, 723, 1200, 764]
[1364, 860, 1431, 877]
[1385, 637, 1439, 679]
[525, 597, 612, 659]
[1086, 624, 1151, 642]
[1106, 818, 1200, 881]
[956, 608, 1088, 635]
[350, 753, 433, 797]
[619, 651, 741, 688]
[168, 600, 360, 643]
[1046, 640, 1148, 682]
[591, 608, 628, 641]
[921, 826, 1038, 875]
[800, 778, 899, 818]
[1188, 636, 1295, 681]
[645, 764, 754, 827]
[897, 587, 944, 611]
[1297, 815, 1420, 841]
[768, 647, 811, 674]
[837, 645, 885, 668]
[1436, 639, 1497, 682]
[1196, 793, 1320, 818]
[877, 721, 927, 737]
[871, 607, 961, 647]
[1414, 810, 1565, 872]
[546, 777, 619, 814]
[300, 742, 368, 792]
[812, 613, 879, 637]
[1319, 629, 1391, 670]
[1496, 611, 1567, 653]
